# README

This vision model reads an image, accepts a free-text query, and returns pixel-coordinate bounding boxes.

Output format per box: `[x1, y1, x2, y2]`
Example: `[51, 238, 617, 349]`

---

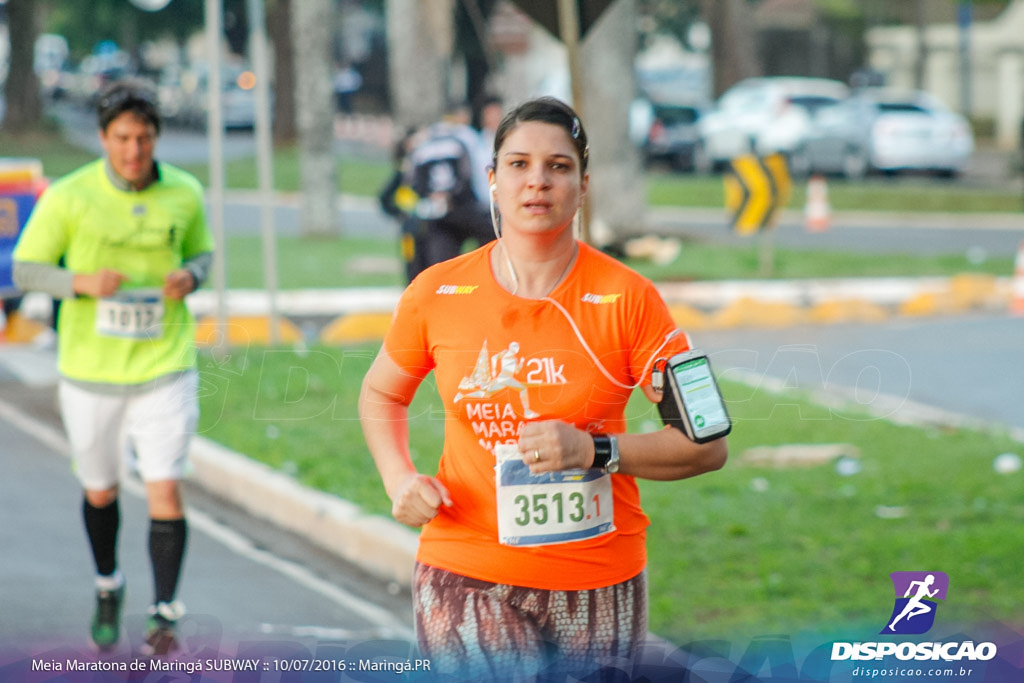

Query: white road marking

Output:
[0, 395, 414, 640]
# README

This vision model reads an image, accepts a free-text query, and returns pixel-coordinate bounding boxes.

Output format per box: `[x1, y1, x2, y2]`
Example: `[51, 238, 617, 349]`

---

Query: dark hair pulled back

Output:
[491, 96, 589, 175]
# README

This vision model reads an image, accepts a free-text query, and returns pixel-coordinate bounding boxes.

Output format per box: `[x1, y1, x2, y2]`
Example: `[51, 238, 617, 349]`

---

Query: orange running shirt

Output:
[383, 240, 690, 590]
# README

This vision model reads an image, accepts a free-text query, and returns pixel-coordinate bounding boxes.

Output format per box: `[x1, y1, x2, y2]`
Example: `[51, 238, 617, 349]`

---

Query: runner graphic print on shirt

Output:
[454, 340, 547, 419]
[454, 339, 574, 451]
[451, 339, 613, 547]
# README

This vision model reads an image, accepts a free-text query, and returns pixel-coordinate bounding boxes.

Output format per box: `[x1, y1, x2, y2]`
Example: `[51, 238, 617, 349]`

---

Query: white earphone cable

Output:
[489, 183, 684, 384]
[489, 185, 519, 295]
[542, 295, 687, 390]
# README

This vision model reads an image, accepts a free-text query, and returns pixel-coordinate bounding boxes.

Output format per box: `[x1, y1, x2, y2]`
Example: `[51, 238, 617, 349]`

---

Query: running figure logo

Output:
[882, 571, 949, 635]
[455, 340, 541, 419]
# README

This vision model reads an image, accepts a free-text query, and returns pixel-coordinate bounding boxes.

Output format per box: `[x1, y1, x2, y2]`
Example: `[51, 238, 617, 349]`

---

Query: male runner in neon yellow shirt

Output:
[13, 79, 214, 656]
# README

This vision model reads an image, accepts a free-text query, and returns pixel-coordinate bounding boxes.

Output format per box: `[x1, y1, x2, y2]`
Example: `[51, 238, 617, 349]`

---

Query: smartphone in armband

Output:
[656, 350, 732, 443]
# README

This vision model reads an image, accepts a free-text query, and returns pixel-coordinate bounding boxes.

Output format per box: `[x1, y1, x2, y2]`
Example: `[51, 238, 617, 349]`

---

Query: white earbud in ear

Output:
[490, 183, 497, 194]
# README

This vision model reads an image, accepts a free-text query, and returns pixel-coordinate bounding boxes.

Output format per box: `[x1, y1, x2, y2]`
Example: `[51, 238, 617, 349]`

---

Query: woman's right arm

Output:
[359, 349, 452, 527]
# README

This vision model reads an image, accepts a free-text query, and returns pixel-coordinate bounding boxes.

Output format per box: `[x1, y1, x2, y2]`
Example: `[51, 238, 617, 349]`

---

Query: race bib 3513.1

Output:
[494, 443, 615, 547]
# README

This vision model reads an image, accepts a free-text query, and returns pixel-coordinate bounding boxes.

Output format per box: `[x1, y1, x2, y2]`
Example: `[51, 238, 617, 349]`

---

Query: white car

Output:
[696, 77, 849, 171]
[790, 88, 975, 179]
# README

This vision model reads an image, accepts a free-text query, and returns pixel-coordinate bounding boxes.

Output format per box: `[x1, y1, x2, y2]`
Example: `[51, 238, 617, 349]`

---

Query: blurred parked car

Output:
[697, 76, 849, 171]
[789, 87, 975, 179]
[176, 65, 266, 131]
[156, 66, 194, 127]
[630, 97, 707, 171]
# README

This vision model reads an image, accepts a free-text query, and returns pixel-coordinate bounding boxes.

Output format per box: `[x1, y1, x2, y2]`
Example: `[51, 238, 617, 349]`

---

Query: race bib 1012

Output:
[95, 289, 164, 339]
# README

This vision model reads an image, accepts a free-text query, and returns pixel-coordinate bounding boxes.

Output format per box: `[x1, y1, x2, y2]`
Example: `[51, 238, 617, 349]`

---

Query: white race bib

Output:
[95, 289, 164, 339]
[494, 444, 615, 547]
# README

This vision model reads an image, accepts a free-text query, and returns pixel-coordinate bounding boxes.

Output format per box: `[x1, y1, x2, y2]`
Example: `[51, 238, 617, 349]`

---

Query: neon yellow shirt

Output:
[14, 160, 214, 384]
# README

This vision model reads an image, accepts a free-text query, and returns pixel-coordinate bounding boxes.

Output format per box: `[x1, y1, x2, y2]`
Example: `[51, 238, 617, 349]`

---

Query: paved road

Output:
[693, 311, 1024, 434]
[0, 378, 415, 666]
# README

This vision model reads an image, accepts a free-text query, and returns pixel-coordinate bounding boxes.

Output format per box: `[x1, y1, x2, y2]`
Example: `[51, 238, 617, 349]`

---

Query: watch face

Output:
[606, 457, 620, 474]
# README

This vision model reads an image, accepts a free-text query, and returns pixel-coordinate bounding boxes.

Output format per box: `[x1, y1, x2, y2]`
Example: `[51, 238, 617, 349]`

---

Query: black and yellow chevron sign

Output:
[724, 154, 792, 234]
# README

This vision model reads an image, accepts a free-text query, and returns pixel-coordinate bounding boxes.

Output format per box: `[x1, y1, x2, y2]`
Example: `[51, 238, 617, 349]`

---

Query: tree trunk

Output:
[291, 0, 338, 237]
[699, 0, 760, 97]
[268, 0, 296, 143]
[386, 0, 453, 131]
[2, 0, 42, 133]
[580, 0, 646, 244]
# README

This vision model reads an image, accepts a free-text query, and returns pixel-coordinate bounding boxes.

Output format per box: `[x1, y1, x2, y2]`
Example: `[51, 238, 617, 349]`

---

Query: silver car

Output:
[789, 87, 975, 180]
[696, 76, 849, 171]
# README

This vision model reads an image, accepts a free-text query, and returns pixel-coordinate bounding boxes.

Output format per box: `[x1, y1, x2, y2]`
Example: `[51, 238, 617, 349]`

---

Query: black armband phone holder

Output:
[654, 357, 687, 432]
[653, 352, 732, 443]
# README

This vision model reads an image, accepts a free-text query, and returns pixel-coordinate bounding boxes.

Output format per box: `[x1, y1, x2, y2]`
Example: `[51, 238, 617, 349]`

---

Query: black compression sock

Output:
[83, 498, 120, 577]
[149, 518, 188, 605]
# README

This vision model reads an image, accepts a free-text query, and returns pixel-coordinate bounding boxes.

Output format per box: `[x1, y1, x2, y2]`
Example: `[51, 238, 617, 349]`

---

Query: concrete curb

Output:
[189, 436, 419, 587]
[5, 275, 1012, 346]
[178, 275, 1013, 345]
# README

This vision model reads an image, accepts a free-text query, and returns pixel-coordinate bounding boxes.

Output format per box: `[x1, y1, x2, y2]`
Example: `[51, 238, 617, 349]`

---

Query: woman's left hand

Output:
[517, 420, 593, 473]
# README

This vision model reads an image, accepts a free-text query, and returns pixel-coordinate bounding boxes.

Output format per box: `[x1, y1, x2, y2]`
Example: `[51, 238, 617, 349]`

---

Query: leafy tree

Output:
[637, 0, 703, 49]
[44, 0, 247, 63]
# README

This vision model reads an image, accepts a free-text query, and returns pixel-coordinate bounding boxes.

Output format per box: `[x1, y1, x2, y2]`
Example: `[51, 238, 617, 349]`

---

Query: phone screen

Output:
[672, 355, 730, 440]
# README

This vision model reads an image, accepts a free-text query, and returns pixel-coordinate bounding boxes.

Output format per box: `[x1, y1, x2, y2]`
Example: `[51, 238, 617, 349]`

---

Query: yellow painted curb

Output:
[948, 273, 1000, 312]
[808, 299, 889, 325]
[0, 312, 50, 343]
[667, 303, 710, 330]
[320, 312, 394, 344]
[899, 292, 943, 317]
[711, 297, 805, 328]
[195, 315, 304, 346]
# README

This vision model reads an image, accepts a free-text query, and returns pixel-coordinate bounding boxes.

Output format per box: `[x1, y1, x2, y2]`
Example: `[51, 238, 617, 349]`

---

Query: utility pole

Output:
[957, 1, 972, 118]
[247, 0, 281, 343]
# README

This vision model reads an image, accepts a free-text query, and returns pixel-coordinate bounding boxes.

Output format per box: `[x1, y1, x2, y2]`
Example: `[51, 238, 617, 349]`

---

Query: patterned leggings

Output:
[413, 562, 648, 680]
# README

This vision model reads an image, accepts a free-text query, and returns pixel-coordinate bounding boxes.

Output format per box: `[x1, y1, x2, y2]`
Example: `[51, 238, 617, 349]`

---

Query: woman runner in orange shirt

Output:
[359, 97, 728, 680]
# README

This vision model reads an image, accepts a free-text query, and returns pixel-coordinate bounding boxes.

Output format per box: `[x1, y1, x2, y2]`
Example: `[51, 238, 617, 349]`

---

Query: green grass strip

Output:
[197, 345, 1023, 642]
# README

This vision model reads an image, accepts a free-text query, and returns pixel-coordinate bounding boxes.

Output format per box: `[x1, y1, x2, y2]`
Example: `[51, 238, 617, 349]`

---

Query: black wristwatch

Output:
[591, 434, 620, 473]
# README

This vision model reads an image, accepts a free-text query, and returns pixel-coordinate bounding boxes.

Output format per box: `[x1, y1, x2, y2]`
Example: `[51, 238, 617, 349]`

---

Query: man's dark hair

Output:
[96, 79, 161, 134]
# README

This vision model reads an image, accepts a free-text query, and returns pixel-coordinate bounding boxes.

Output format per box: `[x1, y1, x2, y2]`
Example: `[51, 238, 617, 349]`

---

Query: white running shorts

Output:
[59, 371, 199, 490]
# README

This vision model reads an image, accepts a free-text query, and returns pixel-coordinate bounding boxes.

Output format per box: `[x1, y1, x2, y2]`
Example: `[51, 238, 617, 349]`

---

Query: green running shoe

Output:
[90, 584, 125, 652]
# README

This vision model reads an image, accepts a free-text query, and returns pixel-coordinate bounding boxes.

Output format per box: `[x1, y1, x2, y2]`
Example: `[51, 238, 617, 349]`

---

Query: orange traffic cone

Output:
[804, 174, 830, 233]
[1012, 240, 1024, 316]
